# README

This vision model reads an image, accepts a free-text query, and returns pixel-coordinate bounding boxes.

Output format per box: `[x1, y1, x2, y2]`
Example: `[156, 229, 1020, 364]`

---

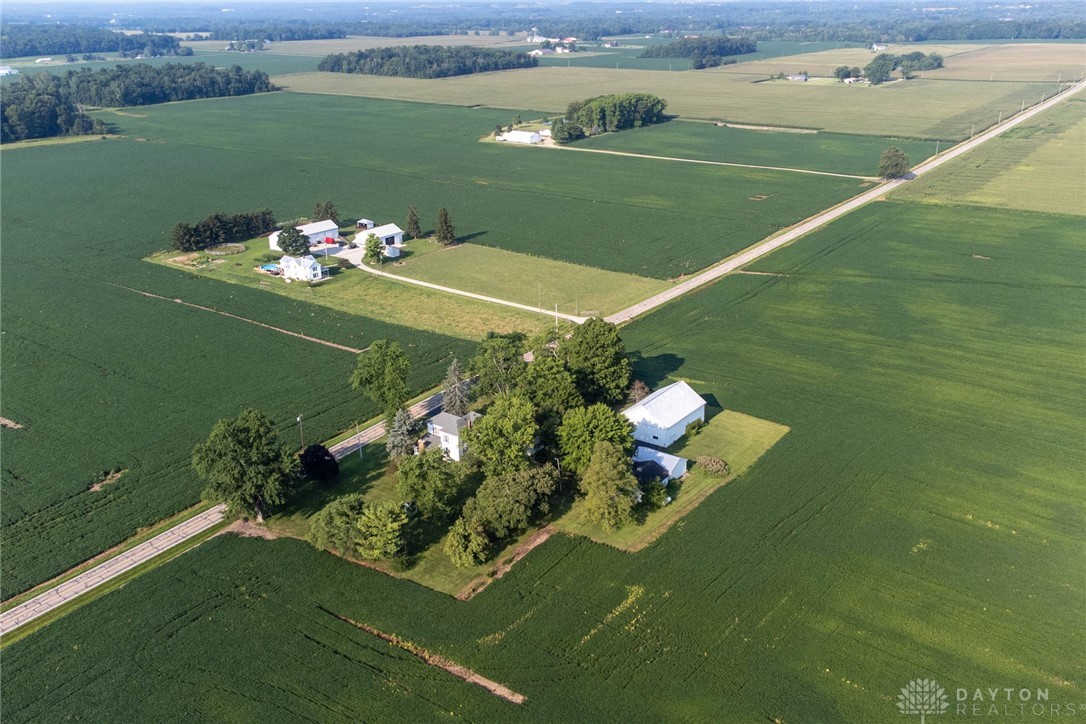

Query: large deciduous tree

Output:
[465, 393, 537, 477]
[350, 339, 411, 417]
[579, 441, 638, 531]
[308, 493, 367, 555]
[396, 448, 463, 523]
[444, 514, 491, 568]
[878, 146, 910, 179]
[557, 403, 633, 475]
[192, 408, 298, 521]
[471, 465, 558, 538]
[277, 226, 310, 256]
[470, 331, 526, 396]
[564, 317, 632, 405]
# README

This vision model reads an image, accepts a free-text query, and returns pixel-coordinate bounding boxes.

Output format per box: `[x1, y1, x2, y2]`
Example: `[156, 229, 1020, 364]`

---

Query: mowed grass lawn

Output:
[105, 92, 866, 280]
[896, 97, 1086, 215]
[574, 120, 938, 176]
[5, 201, 1081, 722]
[555, 409, 789, 551]
[147, 240, 547, 339]
[386, 241, 670, 317]
[278, 66, 1050, 140]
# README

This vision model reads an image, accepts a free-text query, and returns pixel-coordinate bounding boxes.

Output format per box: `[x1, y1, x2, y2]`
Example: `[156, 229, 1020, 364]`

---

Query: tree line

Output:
[170, 209, 277, 252]
[1, 63, 275, 142]
[639, 37, 757, 69]
[553, 93, 668, 142]
[0, 25, 189, 58]
[864, 51, 943, 84]
[317, 45, 537, 79]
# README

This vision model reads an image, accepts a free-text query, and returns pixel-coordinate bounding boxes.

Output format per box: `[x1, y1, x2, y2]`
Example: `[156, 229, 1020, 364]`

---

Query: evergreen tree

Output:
[312, 200, 340, 224]
[277, 226, 310, 256]
[405, 204, 422, 239]
[442, 358, 470, 417]
[436, 207, 456, 245]
[355, 503, 408, 560]
[580, 441, 638, 531]
[299, 443, 339, 484]
[385, 407, 416, 459]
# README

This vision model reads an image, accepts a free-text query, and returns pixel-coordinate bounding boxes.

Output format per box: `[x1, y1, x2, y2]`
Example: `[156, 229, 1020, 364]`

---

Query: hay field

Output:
[896, 97, 1086, 215]
[924, 42, 1086, 82]
[277, 67, 1046, 139]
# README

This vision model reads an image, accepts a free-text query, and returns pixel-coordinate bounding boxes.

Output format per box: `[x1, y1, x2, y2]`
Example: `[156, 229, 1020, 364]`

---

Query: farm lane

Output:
[334, 247, 589, 323]
[0, 393, 449, 637]
[545, 143, 877, 180]
[605, 79, 1086, 325]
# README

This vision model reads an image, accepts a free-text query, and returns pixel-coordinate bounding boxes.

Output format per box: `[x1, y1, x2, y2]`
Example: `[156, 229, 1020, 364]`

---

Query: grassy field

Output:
[719, 42, 992, 78]
[185, 34, 528, 57]
[385, 241, 670, 317]
[4, 200, 1080, 721]
[147, 240, 547, 339]
[574, 120, 938, 176]
[555, 409, 790, 550]
[896, 96, 1086, 215]
[278, 67, 1049, 139]
[4, 49, 321, 76]
[106, 92, 864, 280]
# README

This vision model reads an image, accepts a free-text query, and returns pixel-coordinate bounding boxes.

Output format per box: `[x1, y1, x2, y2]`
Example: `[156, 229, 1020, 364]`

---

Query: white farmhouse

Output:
[420, 411, 481, 462]
[268, 219, 341, 251]
[622, 380, 706, 448]
[278, 255, 329, 282]
[498, 130, 542, 145]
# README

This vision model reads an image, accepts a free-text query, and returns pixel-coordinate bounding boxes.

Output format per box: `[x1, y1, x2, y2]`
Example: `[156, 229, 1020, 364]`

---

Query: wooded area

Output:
[640, 37, 757, 69]
[317, 45, 537, 79]
[0, 25, 190, 58]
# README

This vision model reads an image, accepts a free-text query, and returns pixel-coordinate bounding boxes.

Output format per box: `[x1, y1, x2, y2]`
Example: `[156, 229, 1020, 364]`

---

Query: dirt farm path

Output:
[3, 80, 1080, 640]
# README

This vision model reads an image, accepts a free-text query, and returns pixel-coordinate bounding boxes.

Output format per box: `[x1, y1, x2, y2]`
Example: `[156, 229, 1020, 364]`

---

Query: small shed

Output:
[368, 223, 404, 248]
[356, 218, 375, 230]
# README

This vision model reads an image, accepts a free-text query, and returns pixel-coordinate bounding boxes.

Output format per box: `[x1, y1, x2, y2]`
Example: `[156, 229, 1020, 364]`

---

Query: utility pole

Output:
[554, 304, 559, 334]
[970, 123, 975, 138]
[997, 111, 1002, 124]
[296, 414, 305, 449]
[935, 140, 940, 155]
[355, 420, 363, 463]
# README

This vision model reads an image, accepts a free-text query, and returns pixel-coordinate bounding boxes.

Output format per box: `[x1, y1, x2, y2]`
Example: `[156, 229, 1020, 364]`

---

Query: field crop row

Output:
[278, 66, 1051, 140]
[4, 201, 1081, 721]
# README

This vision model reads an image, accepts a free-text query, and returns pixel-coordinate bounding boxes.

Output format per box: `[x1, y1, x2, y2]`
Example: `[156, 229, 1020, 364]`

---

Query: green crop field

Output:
[4, 200, 1080, 721]
[5, 49, 320, 77]
[574, 120, 938, 176]
[0, 125, 479, 597]
[896, 97, 1086, 215]
[278, 67, 1049, 139]
[104, 92, 865, 280]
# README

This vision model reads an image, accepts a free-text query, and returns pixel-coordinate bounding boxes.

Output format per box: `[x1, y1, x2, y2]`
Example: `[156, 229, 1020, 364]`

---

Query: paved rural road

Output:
[335, 247, 589, 323]
[605, 80, 1086, 325]
[5, 82, 1080, 639]
[0, 394, 449, 637]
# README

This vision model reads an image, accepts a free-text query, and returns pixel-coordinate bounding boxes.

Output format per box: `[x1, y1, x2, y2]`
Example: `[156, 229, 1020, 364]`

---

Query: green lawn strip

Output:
[145, 238, 548, 340]
[0, 134, 115, 152]
[1, 500, 216, 612]
[553, 410, 789, 551]
[0, 520, 229, 649]
[381, 240, 670, 317]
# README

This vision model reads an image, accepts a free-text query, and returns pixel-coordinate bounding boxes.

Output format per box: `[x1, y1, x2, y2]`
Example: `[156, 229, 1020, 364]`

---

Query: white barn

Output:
[278, 255, 329, 282]
[499, 130, 541, 145]
[269, 220, 341, 251]
[622, 380, 706, 448]
[368, 223, 404, 247]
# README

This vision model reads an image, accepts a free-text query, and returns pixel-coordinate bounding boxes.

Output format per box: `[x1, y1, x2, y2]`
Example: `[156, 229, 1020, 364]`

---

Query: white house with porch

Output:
[278, 255, 329, 282]
[268, 219, 341, 251]
[622, 380, 706, 448]
[419, 411, 481, 462]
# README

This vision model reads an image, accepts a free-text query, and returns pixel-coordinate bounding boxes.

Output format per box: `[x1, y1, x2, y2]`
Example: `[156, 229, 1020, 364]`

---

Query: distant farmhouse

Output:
[0, 66, 19, 76]
[498, 130, 542, 145]
[419, 411, 481, 461]
[622, 380, 706, 448]
[870, 43, 889, 52]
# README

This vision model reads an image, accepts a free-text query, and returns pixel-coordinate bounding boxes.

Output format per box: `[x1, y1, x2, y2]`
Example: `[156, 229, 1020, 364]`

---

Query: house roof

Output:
[279, 254, 319, 269]
[501, 130, 541, 143]
[632, 460, 668, 486]
[430, 411, 481, 436]
[357, 218, 375, 225]
[633, 445, 687, 479]
[622, 381, 705, 430]
[368, 223, 403, 238]
[297, 219, 340, 237]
